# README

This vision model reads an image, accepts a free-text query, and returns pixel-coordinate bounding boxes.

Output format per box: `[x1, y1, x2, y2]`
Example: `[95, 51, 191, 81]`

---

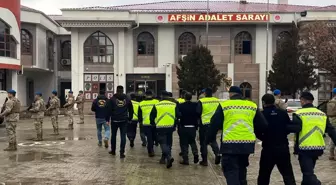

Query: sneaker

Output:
[193, 155, 199, 164]
[142, 142, 147, 147]
[166, 157, 174, 169]
[148, 153, 155, 157]
[120, 154, 126, 159]
[98, 141, 102, 147]
[215, 155, 221, 165]
[159, 157, 166, 164]
[179, 160, 189, 165]
[109, 151, 116, 155]
[103, 140, 108, 148]
[199, 160, 208, 166]
[179, 152, 183, 156]
[130, 140, 134, 148]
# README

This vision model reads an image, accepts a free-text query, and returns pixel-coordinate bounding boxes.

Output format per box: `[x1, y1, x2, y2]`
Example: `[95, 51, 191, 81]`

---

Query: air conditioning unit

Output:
[181, 55, 187, 60]
[60, 59, 71, 66]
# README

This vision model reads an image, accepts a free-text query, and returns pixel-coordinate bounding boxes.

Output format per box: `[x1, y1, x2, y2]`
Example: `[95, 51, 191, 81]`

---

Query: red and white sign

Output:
[156, 15, 165, 22]
[273, 14, 282, 22]
[168, 13, 269, 22]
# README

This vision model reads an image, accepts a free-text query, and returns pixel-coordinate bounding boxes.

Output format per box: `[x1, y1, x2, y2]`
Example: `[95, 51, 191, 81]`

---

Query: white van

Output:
[0, 90, 8, 124]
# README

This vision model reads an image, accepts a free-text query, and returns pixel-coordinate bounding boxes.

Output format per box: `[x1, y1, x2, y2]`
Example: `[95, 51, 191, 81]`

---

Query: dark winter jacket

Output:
[91, 95, 110, 122]
[109, 93, 133, 122]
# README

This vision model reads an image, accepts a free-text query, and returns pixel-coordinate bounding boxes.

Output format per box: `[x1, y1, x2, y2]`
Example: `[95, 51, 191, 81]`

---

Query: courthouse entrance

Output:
[126, 74, 165, 96]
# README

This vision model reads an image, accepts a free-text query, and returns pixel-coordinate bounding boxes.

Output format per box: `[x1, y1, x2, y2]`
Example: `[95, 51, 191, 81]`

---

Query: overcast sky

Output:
[21, 0, 335, 15]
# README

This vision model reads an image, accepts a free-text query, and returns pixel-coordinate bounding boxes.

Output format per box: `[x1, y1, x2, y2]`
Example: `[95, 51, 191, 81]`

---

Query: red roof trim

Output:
[0, 63, 21, 70]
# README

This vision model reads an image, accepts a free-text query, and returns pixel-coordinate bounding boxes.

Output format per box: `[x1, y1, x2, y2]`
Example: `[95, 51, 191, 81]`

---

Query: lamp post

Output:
[265, 0, 270, 93]
[205, 0, 209, 48]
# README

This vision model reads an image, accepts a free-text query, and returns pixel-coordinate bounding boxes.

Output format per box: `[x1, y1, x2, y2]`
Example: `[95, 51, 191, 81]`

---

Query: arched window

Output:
[61, 41, 71, 59]
[240, 82, 252, 99]
[235, 31, 252, 55]
[137, 32, 154, 55]
[84, 31, 114, 64]
[0, 21, 17, 58]
[21, 29, 32, 54]
[178, 32, 196, 55]
[276, 31, 291, 51]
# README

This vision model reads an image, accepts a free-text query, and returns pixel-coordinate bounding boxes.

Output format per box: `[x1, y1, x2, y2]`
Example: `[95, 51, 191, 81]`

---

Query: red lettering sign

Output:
[168, 14, 269, 22]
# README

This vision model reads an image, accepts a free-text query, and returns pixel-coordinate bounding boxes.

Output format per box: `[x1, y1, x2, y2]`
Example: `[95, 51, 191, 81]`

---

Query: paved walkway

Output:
[0, 116, 335, 185]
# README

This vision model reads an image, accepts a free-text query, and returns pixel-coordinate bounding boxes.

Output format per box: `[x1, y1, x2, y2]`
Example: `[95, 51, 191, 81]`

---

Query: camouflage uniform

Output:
[275, 96, 287, 110]
[30, 98, 45, 141]
[327, 97, 336, 160]
[64, 96, 75, 129]
[76, 95, 85, 124]
[47, 96, 60, 134]
[0, 97, 20, 151]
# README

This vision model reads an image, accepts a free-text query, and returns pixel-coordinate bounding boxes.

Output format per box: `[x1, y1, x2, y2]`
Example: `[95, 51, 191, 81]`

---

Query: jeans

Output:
[127, 121, 138, 141]
[180, 127, 198, 159]
[157, 130, 173, 159]
[96, 118, 110, 142]
[199, 124, 220, 160]
[111, 121, 127, 154]
[257, 148, 296, 185]
[299, 154, 321, 185]
[222, 154, 250, 185]
[143, 126, 155, 153]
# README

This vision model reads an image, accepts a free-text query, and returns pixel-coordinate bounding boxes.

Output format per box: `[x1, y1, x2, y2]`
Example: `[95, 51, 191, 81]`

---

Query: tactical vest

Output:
[200, 97, 220, 125]
[139, 99, 159, 125]
[177, 98, 185, 104]
[155, 100, 176, 128]
[10, 98, 21, 113]
[131, 100, 139, 121]
[295, 108, 327, 150]
[220, 100, 257, 144]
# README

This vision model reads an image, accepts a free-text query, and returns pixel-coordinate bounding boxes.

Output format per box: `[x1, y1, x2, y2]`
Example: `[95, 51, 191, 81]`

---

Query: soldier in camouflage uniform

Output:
[64, 90, 75, 130]
[29, 92, 45, 141]
[76, 90, 85, 124]
[273, 89, 287, 110]
[0, 90, 21, 151]
[327, 88, 336, 160]
[47, 90, 60, 135]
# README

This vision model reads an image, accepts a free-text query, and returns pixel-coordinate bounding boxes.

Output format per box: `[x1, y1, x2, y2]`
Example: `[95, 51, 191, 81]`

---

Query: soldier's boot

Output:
[179, 156, 189, 165]
[54, 128, 59, 135]
[33, 134, 43, 141]
[4, 143, 17, 151]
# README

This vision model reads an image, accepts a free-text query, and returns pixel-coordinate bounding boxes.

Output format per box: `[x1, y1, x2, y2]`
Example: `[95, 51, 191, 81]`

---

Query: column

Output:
[71, 28, 80, 94]
[118, 31, 126, 89]
[311, 69, 319, 106]
[227, 63, 234, 84]
[165, 64, 172, 92]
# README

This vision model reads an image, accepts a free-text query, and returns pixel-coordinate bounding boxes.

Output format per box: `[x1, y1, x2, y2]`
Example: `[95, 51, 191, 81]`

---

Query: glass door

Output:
[134, 80, 157, 96]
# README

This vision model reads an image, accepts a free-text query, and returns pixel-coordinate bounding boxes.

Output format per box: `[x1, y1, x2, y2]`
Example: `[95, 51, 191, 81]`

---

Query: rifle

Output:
[27, 100, 36, 111]
[1, 97, 8, 114]
[46, 97, 51, 109]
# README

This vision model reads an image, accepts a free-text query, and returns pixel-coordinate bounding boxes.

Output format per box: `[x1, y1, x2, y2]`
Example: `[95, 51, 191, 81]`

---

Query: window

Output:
[240, 82, 252, 99]
[0, 21, 17, 58]
[276, 31, 291, 51]
[84, 31, 114, 64]
[318, 73, 333, 102]
[235, 31, 252, 55]
[47, 37, 54, 61]
[21, 29, 32, 54]
[178, 32, 196, 55]
[137, 32, 154, 55]
[61, 41, 71, 59]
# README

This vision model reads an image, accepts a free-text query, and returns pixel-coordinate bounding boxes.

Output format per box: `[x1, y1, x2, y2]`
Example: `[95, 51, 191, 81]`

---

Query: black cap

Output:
[145, 90, 153, 96]
[229, 86, 242, 94]
[300, 91, 314, 101]
[161, 90, 169, 97]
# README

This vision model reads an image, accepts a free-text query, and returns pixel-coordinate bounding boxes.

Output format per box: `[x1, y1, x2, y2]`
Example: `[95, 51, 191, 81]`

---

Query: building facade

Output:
[2, 0, 336, 107]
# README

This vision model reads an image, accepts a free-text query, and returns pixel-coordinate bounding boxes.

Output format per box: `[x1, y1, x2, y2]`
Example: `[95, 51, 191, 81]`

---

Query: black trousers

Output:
[199, 125, 220, 160]
[143, 126, 156, 153]
[222, 154, 250, 185]
[180, 126, 198, 159]
[157, 130, 173, 159]
[299, 154, 321, 185]
[139, 124, 146, 144]
[257, 148, 296, 185]
[111, 121, 127, 154]
[127, 121, 138, 141]
[177, 124, 183, 152]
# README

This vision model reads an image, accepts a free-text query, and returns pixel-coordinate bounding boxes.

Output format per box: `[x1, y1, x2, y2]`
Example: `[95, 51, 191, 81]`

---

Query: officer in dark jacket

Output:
[257, 94, 296, 185]
[178, 92, 199, 165]
[91, 90, 110, 148]
[292, 92, 336, 185]
[206, 86, 268, 185]
[109, 86, 133, 158]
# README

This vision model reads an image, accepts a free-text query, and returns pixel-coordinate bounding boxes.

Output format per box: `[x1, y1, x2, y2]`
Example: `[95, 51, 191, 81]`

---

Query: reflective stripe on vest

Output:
[139, 99, 159, 125]
[296, 108, 327, 150]
[131, 100, 139, 121]
[177, 98, 185, 104]
[220, 100, 257, 144]
[155, 100, 176, 128]
[200, 97, 220, 125]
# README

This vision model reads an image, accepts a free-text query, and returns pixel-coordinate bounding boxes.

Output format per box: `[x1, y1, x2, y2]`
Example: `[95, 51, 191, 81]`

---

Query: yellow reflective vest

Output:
[177, 98, 185, 104]
[131, 100, 139, 121]
[220, 99, 257, 144]
[155, 100, 176, 128]
[200, 97, 220, 125]
[139, 99, 159, 126]
[295, 108, 327, 150]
